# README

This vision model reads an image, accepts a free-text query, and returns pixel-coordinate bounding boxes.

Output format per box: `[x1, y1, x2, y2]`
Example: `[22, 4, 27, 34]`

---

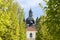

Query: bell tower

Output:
[26, 8, 37, 40]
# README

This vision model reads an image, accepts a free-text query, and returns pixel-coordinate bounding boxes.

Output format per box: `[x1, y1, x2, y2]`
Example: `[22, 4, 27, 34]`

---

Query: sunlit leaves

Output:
[0, 0, 26, 40]
[36, 0, 60, 40]
[18, 7, 26, 40]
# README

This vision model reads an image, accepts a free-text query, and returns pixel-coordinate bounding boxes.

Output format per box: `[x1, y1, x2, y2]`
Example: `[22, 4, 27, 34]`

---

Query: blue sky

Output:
[16, 0, 46, 20]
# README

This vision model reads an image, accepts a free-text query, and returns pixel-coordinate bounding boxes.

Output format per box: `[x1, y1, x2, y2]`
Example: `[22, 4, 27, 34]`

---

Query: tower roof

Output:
[26, 26, 36, 31]
[26, 9, 35, 26]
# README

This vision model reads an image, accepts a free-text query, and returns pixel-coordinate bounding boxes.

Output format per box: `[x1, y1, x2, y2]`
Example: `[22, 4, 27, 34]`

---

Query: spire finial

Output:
[29, 8, 33, 17]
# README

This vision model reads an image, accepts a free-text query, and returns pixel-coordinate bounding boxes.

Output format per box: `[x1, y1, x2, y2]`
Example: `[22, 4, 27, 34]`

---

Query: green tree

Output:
[36, 16, 49, 40]
[36, 0, 60, 40]
[17, 7, 26, 40]
[0, 0, 26, 40]
[0, 0, 13, 40]
[45, 0, 60, 39]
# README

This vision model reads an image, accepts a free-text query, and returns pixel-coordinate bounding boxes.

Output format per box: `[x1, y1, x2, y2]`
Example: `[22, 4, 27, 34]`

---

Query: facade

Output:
[26, 9, 37, 40]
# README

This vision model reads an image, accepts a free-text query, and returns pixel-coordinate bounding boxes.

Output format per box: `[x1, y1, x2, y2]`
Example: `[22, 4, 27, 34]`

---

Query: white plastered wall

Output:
[26, 31, 37, 38]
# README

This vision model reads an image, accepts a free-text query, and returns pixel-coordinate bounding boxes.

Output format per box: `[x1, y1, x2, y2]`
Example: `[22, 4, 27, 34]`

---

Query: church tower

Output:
[26, 9, 37, 40]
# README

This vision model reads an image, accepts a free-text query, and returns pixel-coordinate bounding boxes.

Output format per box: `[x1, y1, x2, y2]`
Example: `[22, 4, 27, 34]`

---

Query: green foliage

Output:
[17, 7, 26, 40]
[46, 0, 60, 39]
[0, 0, 26, 40]
[36, 0, 60, 40]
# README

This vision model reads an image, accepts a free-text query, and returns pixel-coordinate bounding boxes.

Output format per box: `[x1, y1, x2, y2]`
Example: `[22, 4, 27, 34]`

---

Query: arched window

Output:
[30, 33, 32, 38]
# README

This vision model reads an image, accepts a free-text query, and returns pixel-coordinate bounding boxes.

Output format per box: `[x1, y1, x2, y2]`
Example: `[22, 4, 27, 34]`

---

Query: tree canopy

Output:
[0, 0, 26, 40]
[36, 0, 60, 40]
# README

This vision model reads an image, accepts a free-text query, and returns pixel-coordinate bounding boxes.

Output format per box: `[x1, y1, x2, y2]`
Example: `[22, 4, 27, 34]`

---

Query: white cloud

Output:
[17, 0, 44, 9]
